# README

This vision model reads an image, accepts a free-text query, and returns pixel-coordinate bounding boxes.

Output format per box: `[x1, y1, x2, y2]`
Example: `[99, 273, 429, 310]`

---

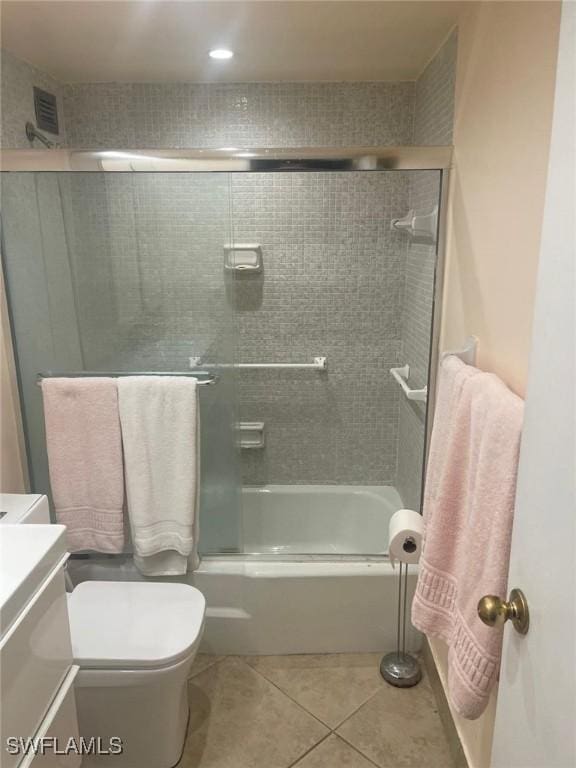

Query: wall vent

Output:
[33, 86, 59, 135]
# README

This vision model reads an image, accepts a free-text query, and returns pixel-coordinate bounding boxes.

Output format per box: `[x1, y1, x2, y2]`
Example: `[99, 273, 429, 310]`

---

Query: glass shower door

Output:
[228, 169, 443, 556]
[1, 170, 242, 554]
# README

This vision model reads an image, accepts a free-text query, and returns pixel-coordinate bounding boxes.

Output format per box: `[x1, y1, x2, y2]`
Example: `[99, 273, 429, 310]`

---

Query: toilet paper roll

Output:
[388, 509, 424, 566]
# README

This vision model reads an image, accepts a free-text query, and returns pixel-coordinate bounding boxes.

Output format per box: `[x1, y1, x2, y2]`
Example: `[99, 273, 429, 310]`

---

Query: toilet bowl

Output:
[66, 580, 205, 768]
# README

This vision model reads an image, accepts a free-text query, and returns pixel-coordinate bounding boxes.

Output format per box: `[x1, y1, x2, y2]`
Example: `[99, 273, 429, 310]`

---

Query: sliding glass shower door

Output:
[2, 156, 446, 560]
[230, 169, 443, 555]
[1, 171, 242, 554]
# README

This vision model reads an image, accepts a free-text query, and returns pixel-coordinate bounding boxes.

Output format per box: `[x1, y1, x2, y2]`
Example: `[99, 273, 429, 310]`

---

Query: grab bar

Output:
[189, 357, 327, 371]
[390, 365, 427, 403]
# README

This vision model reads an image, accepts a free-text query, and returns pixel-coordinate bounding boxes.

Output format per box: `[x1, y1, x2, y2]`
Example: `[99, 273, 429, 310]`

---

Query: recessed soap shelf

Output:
[224, 243, 263, 273]
[235, 422, 265, 449]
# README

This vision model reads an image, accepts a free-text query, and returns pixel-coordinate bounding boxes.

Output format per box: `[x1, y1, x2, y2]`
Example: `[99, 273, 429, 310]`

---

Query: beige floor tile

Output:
[293, 735, 378, 768]
[337, 678, 454, 768]
[179, 657, 329, 768]
[188, 654, 222, 679]
[245, 654, 385, 728]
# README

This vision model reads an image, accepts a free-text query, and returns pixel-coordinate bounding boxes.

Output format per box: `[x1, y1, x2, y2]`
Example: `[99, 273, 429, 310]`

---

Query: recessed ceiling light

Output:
[209, 48, 234, 60]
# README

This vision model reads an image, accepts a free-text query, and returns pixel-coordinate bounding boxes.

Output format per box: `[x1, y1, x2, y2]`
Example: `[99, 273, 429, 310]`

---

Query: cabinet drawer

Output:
[1, 561, 74, 768]
[16, 666, 81, 768]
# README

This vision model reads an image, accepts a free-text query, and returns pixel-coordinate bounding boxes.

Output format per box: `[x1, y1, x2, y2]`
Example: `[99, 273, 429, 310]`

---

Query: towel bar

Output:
[390, 365, 428, 403]
[36, 371, 218, 386]
[441, 336, 478, 366]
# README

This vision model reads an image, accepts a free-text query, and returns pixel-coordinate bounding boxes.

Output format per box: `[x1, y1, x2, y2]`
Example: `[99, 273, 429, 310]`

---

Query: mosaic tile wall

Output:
[59, 173, 236, 371]
[232, 171, 408, 484]
[62, 81, 414, 149]
[396, 30, 457, 510]
[0, 49, 66, 148]
[57, 76, 416, 486]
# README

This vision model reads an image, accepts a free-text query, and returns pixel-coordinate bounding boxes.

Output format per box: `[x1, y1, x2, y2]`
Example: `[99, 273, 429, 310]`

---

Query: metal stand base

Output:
[380, 651, 422, 687]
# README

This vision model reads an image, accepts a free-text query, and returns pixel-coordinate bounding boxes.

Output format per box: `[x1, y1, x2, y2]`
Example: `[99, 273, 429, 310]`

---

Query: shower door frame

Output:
[0, 146, 451, 173]
[1, 145, 452, 542]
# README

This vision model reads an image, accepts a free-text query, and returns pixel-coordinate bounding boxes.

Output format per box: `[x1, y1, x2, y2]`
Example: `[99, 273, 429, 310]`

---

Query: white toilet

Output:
[0, 493, 206, 768]
[67, 579, 205, 768]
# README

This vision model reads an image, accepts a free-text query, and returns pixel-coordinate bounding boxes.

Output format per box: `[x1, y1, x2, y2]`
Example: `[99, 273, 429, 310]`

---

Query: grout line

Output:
[330, 684, 385, 730]
[240, 658, 333, 732]
[335, 731, 383, 768]
[240, 655, 390, 734]
[187, 655, 223, 680]
[285, 732, 333, 768]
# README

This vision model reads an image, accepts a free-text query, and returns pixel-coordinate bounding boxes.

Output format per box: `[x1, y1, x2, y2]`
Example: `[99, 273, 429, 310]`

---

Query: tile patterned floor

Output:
[179, 654, 454, 768]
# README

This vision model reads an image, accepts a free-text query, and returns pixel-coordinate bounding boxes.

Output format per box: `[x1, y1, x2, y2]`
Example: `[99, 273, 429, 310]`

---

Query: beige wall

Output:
[437, 3, 561, 767]
[1, 273, 28, 492]
[442, 0, 561, 398]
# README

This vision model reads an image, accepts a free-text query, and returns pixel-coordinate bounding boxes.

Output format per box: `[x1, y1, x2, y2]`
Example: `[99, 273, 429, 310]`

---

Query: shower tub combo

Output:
[68, 485, 419, 654]
[2, 147, 449, 656]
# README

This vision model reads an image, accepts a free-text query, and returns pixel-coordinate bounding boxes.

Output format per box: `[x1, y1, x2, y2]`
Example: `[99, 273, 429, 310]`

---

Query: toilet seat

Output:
[67, 581, 205, 670]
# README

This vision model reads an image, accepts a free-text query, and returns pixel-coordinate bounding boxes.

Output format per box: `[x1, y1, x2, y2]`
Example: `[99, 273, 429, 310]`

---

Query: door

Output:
[491, 4, 575, 766]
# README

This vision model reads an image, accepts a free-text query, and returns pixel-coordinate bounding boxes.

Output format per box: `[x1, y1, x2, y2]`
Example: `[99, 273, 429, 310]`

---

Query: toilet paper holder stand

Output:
[380, 557, 422, 688]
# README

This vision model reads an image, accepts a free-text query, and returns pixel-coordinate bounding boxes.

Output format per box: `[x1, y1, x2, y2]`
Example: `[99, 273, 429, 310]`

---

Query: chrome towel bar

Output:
[36, 371, 218, 386]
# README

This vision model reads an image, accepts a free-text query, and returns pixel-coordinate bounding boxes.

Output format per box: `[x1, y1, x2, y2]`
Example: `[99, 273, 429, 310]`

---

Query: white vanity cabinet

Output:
[0, 523, 81, 768]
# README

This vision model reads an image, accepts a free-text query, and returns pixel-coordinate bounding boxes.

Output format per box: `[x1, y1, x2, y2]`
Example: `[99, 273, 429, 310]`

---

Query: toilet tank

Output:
[0, 493, 50, 524]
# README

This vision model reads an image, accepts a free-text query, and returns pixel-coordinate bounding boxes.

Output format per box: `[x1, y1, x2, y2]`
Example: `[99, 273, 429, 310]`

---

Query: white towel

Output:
[118, 376, 199, 576]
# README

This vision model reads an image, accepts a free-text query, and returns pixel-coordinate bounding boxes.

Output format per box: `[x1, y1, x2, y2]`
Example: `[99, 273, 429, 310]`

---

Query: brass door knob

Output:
[477, 588, 529, 635]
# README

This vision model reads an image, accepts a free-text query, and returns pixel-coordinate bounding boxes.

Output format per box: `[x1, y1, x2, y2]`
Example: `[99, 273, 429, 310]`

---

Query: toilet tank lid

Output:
[67, 581, 206, 670]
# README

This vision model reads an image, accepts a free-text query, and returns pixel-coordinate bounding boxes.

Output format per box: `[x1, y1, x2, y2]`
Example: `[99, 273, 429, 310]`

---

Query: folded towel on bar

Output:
[41, 377, 125, 553]
[118, 376, 199, 576]
[412, 355, 524, 719]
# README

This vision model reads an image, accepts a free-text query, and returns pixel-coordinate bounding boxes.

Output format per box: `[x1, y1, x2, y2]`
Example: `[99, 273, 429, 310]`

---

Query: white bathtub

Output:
[241, 484, 401, 555]
[68, 484, 421, 654]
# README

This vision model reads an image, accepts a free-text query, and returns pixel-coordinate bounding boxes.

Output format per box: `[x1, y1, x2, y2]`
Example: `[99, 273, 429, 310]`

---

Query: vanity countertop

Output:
[0, 523, 68, 638]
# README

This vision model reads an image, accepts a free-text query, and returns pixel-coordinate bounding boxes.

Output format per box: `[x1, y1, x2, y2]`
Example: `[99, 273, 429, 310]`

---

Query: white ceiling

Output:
[0, 1, 461, 84]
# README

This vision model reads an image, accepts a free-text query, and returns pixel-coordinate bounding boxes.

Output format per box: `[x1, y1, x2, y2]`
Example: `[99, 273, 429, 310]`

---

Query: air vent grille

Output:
[33, 86, 59, 135]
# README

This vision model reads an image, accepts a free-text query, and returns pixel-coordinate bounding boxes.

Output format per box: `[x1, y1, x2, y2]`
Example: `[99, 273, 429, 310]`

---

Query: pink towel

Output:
[412, 356, 523, 719]
[42, 378, 124, 553]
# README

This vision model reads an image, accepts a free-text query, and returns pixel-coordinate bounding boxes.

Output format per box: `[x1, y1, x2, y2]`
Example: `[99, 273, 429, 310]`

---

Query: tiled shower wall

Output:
[61, 81, 415, 485]
[1, 36, 455, 492]
[232, 171, 410, 484]
[61, 81, 414, 148]
[396, 31, 457, 509]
